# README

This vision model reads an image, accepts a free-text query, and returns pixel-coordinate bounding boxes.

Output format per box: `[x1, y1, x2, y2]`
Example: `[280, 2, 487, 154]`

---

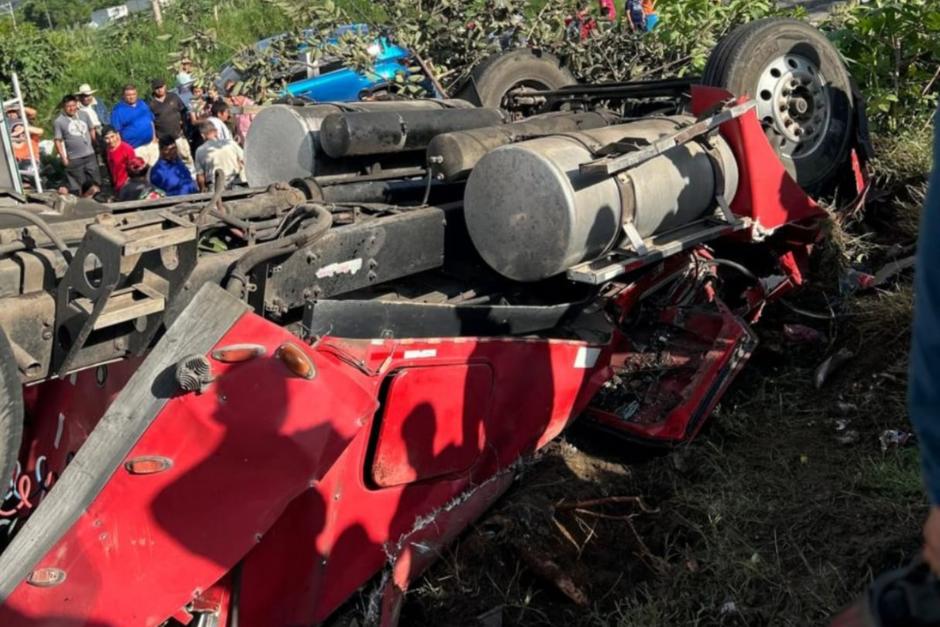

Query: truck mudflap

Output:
[0, 284, 613, 626]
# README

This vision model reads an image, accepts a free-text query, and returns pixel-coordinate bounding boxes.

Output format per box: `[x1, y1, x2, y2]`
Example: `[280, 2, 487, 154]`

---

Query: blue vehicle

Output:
[219, 25, 437, 103]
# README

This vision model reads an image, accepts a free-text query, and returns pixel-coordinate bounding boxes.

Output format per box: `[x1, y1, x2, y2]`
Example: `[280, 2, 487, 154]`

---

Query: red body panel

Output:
[370, 363, 493, 488]
[2, 316, 610, 626]
[691, 86, 827, 230]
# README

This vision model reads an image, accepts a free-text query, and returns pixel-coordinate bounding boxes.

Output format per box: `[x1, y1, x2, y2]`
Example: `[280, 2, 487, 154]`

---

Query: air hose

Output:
[225, 203, 333, 298]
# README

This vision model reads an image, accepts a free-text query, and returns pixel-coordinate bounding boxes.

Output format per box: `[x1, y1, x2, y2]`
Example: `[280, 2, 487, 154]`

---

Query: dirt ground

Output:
[388, 181, 927, 626]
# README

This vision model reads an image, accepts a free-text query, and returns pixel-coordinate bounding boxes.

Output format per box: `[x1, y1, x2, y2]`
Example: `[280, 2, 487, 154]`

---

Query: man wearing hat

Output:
[148, 77, 193, 171]
[76, 83, 109, 135]
[176, 58, 195, 105]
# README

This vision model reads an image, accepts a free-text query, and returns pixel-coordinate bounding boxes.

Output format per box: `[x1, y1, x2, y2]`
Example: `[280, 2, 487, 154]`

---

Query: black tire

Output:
[703, 18, 775, 86]
[0, 327, 23, 493]
[703, 18, 854, 192]
[457, 48, 577, 110]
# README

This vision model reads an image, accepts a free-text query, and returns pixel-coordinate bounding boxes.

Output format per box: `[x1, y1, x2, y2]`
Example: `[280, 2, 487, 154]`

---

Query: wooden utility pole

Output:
[151, 0, 163, 26]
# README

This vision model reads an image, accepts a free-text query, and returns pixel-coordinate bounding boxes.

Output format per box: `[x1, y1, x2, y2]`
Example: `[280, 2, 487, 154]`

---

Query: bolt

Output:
[302, 288, 312, 300]
[367, 271, 377, 282]
[428, 155, 444, 164]
[368, 259, 378, 270]
[272, 265, 283, 274]
[782, 89, 791, 97]
[255, 533, 263, 543]
[42, 329, 52, 340]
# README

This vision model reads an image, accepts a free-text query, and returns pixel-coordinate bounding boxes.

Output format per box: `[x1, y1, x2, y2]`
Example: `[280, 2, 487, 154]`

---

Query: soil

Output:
[393, 186, 927, 626]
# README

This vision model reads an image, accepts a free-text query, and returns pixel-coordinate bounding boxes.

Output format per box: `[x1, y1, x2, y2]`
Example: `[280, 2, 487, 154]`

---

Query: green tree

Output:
[17, 0, 117, 30]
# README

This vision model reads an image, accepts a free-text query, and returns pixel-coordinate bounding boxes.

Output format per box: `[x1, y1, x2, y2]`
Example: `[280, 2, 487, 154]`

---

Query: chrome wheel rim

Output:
[755, 54, 831, 159]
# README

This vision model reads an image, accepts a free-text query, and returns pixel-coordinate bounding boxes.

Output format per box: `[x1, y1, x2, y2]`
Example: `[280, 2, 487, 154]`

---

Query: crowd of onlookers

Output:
[6, 57, 256, 202]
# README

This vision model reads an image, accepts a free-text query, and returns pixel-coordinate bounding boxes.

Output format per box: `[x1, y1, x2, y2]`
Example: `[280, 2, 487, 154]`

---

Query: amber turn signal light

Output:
[27, 567, 66, 587]
[211, 344, 267, 363]
[276, 342, 317, 379]
[124, 456, 173, 475]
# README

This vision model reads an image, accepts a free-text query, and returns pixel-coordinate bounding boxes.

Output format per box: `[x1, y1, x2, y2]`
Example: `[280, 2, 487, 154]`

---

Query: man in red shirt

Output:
[103, 126, 135, 192]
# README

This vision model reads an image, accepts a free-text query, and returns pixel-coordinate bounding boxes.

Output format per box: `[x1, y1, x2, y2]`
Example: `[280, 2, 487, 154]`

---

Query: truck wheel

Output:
[703, 18, 854, 192]
[458, 48, 577, 111]
[0, 327, 23, 493]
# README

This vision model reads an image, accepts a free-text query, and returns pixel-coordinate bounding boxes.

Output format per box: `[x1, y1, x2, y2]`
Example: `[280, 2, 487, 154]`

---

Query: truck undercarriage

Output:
[0, 19, 869, 627]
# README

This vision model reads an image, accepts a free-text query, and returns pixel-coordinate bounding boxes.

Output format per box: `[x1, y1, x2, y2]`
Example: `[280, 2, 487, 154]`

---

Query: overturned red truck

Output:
[0, 19, 868, 627]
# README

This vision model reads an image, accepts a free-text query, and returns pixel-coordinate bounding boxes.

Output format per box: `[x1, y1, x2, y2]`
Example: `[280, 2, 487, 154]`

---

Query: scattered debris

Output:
[835, 418, 851, 432]
[476, 606, 503, 627]
[837, 430, 860, 445]
[836, 401, 859, 416]
[783, 323, 826, 345]
[873, 255, 916, 287]
[720, 600, 739, 616]
[814, 348, 855, 389]
[671, 447, 694, 474]
[514, 545, 590, 607]
[841, 269, 877, 294]
[555, 495, 655, 513]
[879, 429, 915, 452]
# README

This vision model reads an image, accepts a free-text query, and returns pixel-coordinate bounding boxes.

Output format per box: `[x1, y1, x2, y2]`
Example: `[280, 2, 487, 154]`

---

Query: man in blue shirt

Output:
[110, 84, 158, 165]
[150, 135, 198, 197]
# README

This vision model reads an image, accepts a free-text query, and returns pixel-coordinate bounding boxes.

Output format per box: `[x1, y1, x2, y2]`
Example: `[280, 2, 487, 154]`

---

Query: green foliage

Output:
[653, 0, 780, 72]
[0, 21, 65, 105]
[3, 0, 937, 137]
[230, 0, 786, 102]
[826, 0, 940, 130]
[7, 0, 289, 124]
[16, 0, 116, 30]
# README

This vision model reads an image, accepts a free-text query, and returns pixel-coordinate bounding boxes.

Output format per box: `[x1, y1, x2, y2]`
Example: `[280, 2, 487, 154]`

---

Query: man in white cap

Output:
[76, 84, 109, 135]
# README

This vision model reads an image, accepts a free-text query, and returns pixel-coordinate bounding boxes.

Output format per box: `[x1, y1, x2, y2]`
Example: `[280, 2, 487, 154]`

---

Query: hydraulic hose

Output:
[0, 208, 71, 261]
[225, 203, 333, 298]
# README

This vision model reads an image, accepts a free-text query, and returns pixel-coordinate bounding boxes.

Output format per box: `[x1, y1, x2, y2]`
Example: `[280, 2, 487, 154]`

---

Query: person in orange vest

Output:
[627, 0, 659, 32]
[7, 116, 43, 189]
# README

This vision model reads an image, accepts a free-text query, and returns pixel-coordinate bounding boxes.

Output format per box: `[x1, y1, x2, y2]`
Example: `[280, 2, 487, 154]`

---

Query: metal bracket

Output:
[579, 100, 757, 177]
[566, 218, 752, 285]
[621, 222, 649, 257]
[52, 212, 197, 376]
